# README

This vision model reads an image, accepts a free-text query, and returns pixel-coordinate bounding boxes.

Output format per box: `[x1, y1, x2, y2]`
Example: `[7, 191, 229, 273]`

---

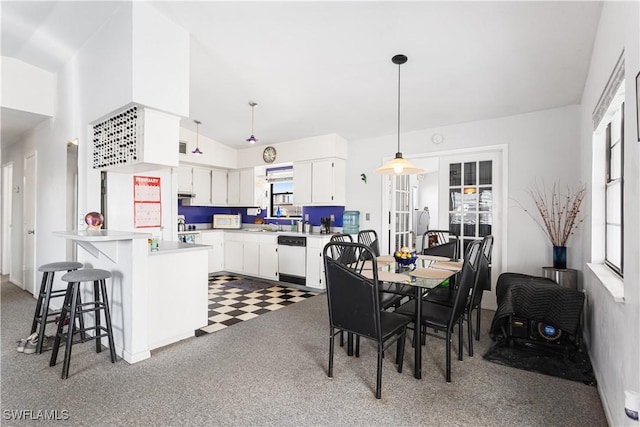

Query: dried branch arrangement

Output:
[522, 180, 586, 247]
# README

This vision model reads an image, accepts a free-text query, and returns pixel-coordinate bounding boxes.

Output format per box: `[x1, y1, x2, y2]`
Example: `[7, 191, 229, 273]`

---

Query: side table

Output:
[542, 267, 578, 290]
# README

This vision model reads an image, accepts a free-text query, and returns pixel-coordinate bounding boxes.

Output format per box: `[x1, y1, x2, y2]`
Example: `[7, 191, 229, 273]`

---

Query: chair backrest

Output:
[469, 235, 493, 309]
[323, 242, 382, 341]
[357, 229, 380, 259]
[448, 239, 482, 323]
[421, 230, 459, 259]
[329, 233, 356, 263]
[330, 233, 353, 243]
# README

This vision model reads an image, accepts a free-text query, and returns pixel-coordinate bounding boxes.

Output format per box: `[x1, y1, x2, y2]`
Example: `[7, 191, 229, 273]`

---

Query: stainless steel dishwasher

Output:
[277, 235, 307, 285]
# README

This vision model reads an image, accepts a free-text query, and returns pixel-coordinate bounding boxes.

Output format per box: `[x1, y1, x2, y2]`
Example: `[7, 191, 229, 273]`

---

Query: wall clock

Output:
[263, 146, 277, 163]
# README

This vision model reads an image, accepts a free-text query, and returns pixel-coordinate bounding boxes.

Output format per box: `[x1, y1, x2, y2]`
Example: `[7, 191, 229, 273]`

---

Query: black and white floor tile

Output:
[197, 274, 318, 335]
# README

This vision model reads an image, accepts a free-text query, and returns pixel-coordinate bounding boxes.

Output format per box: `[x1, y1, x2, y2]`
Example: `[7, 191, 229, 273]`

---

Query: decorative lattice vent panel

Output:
[92, 105, 141, 169]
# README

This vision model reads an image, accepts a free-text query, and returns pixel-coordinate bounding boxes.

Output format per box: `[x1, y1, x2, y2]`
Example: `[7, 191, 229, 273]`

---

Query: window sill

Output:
[586, 263, 624, 303]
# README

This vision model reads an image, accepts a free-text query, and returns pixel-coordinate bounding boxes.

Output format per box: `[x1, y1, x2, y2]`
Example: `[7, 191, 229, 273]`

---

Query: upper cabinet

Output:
[181, 165, 228, 206]
[227, 168, 258, 206]
[294, 158, 345, 206]
[177, 164, 193, 194]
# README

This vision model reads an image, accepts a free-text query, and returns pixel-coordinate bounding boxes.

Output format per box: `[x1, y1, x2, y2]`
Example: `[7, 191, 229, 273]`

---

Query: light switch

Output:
[365, 213, 370, 221]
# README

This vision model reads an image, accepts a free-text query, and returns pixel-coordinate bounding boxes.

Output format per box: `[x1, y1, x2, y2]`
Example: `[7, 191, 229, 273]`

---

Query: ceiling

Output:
[1, 1, 602, 149]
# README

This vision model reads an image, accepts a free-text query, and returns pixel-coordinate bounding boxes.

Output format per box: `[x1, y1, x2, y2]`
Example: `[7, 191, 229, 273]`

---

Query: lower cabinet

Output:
[223, 232, 278, 280]
[200, 231, 224, 273]
[306, 236, 331, 290]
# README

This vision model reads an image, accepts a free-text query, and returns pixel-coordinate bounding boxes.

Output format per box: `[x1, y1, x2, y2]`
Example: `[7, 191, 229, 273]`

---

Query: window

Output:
[605, 104, 624, 275]
[267, 167, 302, 218]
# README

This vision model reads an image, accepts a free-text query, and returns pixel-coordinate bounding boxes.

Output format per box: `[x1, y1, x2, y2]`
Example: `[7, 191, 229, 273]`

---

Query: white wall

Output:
[132, 1, 189, 117]
[178, 126, 238, 169]
[1, 57, 55, 116]
[347, 104, 583, 277]
[578, 1, 640, 425]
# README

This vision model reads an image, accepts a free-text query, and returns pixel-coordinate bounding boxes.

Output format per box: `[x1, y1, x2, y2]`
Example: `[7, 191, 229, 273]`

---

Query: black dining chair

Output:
[323, 241, 411, 399]
[396, 239, 482, 382]
[421, 230, 460, 259]
[357, 229, 380, 258]
[422, 235, 493, 356]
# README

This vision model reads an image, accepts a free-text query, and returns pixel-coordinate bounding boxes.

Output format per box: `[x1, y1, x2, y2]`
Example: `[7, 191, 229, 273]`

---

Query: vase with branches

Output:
[520, 180, 586, 269]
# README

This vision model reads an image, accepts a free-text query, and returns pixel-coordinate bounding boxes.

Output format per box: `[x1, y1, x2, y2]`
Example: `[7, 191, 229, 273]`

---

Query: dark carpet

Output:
[483, 337, 596, 386]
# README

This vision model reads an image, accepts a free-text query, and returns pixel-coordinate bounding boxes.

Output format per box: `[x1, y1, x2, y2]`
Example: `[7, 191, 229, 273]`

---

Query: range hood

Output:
[177, 192, 196, 199]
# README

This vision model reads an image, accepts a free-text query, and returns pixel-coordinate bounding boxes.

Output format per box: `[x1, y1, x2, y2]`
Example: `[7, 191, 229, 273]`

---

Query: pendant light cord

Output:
[397, 61, 401, 154]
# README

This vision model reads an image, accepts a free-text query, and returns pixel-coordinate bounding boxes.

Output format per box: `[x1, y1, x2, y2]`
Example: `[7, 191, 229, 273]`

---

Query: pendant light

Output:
[192, 120, 203, 155]
[375, 54, 424, 176]
[246, 101, 258, 144]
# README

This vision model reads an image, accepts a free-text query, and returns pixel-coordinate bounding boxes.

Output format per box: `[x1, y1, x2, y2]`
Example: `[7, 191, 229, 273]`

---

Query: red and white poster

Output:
[133, 175, 161, 228]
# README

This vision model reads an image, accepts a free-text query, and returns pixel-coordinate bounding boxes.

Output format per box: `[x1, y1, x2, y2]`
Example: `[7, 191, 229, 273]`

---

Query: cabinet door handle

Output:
[27, 230, 35, 235]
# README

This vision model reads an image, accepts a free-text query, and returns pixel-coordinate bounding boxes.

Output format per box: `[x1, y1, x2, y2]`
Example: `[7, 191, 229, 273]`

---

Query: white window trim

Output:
[587, 263, 624, 303]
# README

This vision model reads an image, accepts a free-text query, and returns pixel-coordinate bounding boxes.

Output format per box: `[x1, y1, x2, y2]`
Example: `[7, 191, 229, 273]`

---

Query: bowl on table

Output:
[394, 252, 418, 266]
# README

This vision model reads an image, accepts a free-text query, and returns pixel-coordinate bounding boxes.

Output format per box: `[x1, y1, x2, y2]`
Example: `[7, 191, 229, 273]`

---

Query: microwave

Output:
[213, 214, 242, 229]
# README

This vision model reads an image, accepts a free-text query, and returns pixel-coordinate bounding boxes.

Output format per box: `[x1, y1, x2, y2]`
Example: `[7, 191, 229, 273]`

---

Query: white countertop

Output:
[149, 240, 212, 255]
[210, 228, 335, 239]
[54, 230, 152, 241]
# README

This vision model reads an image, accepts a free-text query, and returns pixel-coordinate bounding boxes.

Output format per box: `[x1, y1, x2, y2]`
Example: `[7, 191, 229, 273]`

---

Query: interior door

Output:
[439, 150, 502, 309]
[24, 152, 37, 295]
[388, 175, 412, 253]
[2, 162, 13, 278]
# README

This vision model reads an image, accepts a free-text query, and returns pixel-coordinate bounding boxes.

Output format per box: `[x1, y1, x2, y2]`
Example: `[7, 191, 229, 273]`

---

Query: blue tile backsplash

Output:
[178, 200, 344, 227]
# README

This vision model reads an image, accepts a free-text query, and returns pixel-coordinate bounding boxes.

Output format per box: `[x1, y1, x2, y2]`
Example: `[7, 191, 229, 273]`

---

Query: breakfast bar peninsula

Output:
[54, 230, 210, 364]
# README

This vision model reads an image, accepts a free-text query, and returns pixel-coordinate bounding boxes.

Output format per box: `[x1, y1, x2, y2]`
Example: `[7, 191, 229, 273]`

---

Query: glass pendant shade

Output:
[375, 152, 424, 175]
[376, 54, 424, 176]
[192, 119, 203, 155]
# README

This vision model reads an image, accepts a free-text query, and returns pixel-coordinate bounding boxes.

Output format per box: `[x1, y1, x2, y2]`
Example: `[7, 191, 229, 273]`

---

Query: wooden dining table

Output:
[362, 254, 460, 379]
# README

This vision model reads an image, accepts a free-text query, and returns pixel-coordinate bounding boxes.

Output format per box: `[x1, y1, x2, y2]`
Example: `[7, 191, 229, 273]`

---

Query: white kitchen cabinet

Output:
[223, 232, 278, 279]
[182, 166, 228, 206]
[293, 161, 312, 205]
[211, 169, 228, 205]
[257, 235, 278, 280]
[293, 158, 345, 206]
[192, 166, 212, 205]
[305, 236, 331, 290]
[240, 168, 256, 206]
[227, 168, 257, 206]
[227, 170, 240, 205]
[177, 165, 193, 193]
[224, 233, 244, 273]
[201, 231, 224, 273]
[243, 243, 260, 276]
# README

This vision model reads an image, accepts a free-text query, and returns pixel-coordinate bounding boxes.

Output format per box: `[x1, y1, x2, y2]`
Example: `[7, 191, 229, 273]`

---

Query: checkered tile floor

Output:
[197, 274, 318, 335]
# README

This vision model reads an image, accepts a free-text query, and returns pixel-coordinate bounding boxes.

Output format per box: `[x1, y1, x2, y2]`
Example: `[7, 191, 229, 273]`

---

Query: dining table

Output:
[362, 254, 461, 379]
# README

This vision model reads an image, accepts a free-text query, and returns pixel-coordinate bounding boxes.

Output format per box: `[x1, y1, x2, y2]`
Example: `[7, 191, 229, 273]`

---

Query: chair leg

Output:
[94, 280, 102, 353]
[445, 329, 452, 383]
[396, 329, 406, 373]
[99, 279, 117, 363]
[50, 282, 72, 368]
[467, 311, 474, 357]
[35, 273, 54, 354]
[328, 327, 335, 377]
[61, 282, 80, 379]
[376, 343, 383, 399]
[31, 272, 49, 334]
[339, 330, 344, 347]
[355, 335, 360, 358]
[476, 306, 481, 341]
[458, 318, 464, 361]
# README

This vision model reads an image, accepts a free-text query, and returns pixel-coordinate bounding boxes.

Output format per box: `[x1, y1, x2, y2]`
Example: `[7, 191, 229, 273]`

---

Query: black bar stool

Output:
[49, 268, 117, 379]
[31, 262, 84, 354]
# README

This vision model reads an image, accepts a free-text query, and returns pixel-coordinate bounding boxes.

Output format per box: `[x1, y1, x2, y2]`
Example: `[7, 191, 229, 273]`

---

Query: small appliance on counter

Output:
[320, 217, 332, 234]
[177, 215, 186, 232]
[213, 213, 242, 229]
